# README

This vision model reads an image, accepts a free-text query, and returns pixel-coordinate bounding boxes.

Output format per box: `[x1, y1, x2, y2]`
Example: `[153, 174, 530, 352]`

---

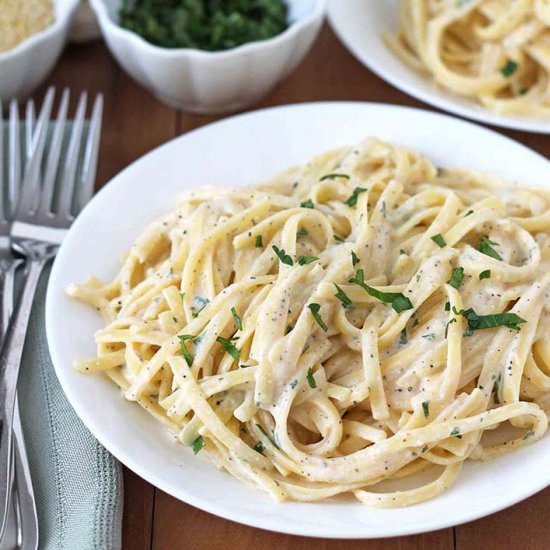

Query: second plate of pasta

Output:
[328, 0, 550, 133]
[47, 102, 550, 538]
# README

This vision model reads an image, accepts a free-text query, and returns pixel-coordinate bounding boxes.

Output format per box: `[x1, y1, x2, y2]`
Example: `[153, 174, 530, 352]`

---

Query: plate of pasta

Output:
[47, 102, 550, 538]
[328, 0, 550, 133]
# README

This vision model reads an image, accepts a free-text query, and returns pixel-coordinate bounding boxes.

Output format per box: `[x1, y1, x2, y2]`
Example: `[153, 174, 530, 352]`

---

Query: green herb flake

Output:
[297, 228, 309, 237]
[216, 336, 240, 360]
[477, 236, 502, 260]
[253, 441, 265, 454]
[422, 333, 436, 341]
[256, 424, 280, 449]
[290, 379, 298, 389]
[422, 401, 430, 418]
[334, 234, 345, 243]
[523, 430, 535, 440]
[431, 234, 446, 248]
[445, 301, 451, 312]
[306, 367, 317, 389]
[349, 269, 413, 313]
[345, 187, 367, 207]
[453, 307, 526, 333]
[445, 318, 457, 339]
[319, 173, 350, 182]
[231, 306, 243, 331]
[334, 284, 353, 309]
[298, 255, 319, 265]
[450, 427, 462, 438]
[191, 296, 209, 318]
[308, 303, 328, 332]
[192, 435, 204, 454]
[399, 328, 408, 346]
[492, 372, 502, 405]
[178, 335, 195, 367]
[479, 269, 491, 280]
[449, 267, 464, 289]
[272, 245, 293, 266]
[300, 199, 314, 209]
[501, 59, 519, 77]
[351, 251, 360, 266]
[464, 209, 474, 217]
[255, 235, 263, 248]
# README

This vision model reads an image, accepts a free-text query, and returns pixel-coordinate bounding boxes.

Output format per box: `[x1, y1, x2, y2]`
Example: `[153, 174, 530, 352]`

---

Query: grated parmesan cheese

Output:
[0, 0, 55, 53]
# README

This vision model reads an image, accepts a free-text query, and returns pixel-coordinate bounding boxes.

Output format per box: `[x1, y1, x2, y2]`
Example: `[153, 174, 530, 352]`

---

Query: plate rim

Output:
[327, 0, 550, 134]
[46, 100, 550, 539]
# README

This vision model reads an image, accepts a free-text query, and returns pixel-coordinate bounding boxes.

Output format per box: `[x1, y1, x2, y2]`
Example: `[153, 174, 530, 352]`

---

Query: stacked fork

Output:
[0, 88, 103, 550]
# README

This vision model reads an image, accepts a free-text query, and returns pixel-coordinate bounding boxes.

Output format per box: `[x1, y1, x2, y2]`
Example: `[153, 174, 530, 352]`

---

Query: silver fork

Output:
[0, 88, 103, 542]
[0, 99, 39, 550]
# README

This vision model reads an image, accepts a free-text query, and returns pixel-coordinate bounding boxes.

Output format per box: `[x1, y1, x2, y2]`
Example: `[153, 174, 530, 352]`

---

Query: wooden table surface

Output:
[39, 24, 550, 550]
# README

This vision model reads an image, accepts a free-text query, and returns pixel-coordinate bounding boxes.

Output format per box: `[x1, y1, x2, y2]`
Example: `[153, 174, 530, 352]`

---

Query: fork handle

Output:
[0, 256, 50, 539]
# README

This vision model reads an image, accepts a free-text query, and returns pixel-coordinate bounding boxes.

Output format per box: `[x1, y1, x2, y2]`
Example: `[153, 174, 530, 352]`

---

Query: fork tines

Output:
[17, 88, 104, 226]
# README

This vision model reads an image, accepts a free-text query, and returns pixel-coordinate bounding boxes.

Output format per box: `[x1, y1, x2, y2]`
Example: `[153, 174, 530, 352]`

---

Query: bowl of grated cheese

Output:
[0, 0, 80, 102]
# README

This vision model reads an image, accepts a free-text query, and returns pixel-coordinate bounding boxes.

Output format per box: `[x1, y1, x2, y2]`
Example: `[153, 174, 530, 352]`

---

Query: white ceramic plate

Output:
[47, 102, 550, 538]
[328, 0, 550, 134]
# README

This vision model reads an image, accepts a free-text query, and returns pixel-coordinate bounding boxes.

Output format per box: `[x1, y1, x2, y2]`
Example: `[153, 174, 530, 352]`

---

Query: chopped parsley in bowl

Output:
[119, 0, 289, 51]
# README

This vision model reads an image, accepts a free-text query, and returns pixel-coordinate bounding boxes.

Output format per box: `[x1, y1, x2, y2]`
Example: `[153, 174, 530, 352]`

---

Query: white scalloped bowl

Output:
[89, 0, 326, 113]
[0, 0, 80, 102]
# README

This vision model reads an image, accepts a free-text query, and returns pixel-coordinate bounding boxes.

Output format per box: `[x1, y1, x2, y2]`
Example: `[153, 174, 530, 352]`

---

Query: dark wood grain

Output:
[42, 22, 550, 550]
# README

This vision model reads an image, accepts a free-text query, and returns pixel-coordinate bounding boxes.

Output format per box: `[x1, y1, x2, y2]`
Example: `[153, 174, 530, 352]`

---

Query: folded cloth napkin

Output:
[16, 267, 124, 549]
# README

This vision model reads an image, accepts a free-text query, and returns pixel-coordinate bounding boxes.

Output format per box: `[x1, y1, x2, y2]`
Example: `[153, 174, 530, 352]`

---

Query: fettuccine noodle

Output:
[385, 0, 550, 117]
[69, 138, 550, 507]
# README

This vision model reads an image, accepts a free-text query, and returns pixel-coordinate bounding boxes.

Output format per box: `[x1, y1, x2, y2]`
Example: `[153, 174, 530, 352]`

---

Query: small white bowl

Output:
[89, 0, 326, 113]
[0, 0, 81, 102]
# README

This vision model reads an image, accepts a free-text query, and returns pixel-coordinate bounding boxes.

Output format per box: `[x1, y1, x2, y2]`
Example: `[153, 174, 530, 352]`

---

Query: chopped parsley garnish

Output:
[345, 187, 367, 207]
[256, 424, 280, 449]
[253, 441, 264, 454]
[523, 430, 535, 440]
[464, 209, 474, 217]
[298, 255, 319, 265]
[477, 236, 502, 260]
[192, 435, 204, 454]
[422, 333, 436, 341]
[501, 59, 519, 77]
[306, 367, 317, 389]
[492, 372, 502, 404]
[422, 401, 430, 418]
[448, 267, 464, 289]
[300, 199, 314, 209]
[349, 269, 413, 313]
[450, 427, 462, 438]
[334, 284, 353, 308]
[231, 306, 243, 331]
[255, 235, 263, 248]
[216, 336, 240, 360]
[431, 234, 446, 248]
[351, 251, 360, 266]
[308, 303, 328, 332]
[272, 245, 293, 266]
[445, 301, 451, 312]
[119, 0, 289, 52]
[399, 328, 408, 346]
[297, 227, 308, 237]
[479, 269, 491, 280]
[319, 173, 350, 182]
[191, 296, 209, 318]
[453, 307, 526, 333]
[334, 234, 345, 243]
[290, 379, 298, 389]
[178, 335, 195, 366]
[445, 318, 457, 338]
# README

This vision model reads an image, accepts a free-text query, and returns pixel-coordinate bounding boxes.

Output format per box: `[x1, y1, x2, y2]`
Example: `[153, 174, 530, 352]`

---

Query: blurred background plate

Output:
[328, 0, 550, 134]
